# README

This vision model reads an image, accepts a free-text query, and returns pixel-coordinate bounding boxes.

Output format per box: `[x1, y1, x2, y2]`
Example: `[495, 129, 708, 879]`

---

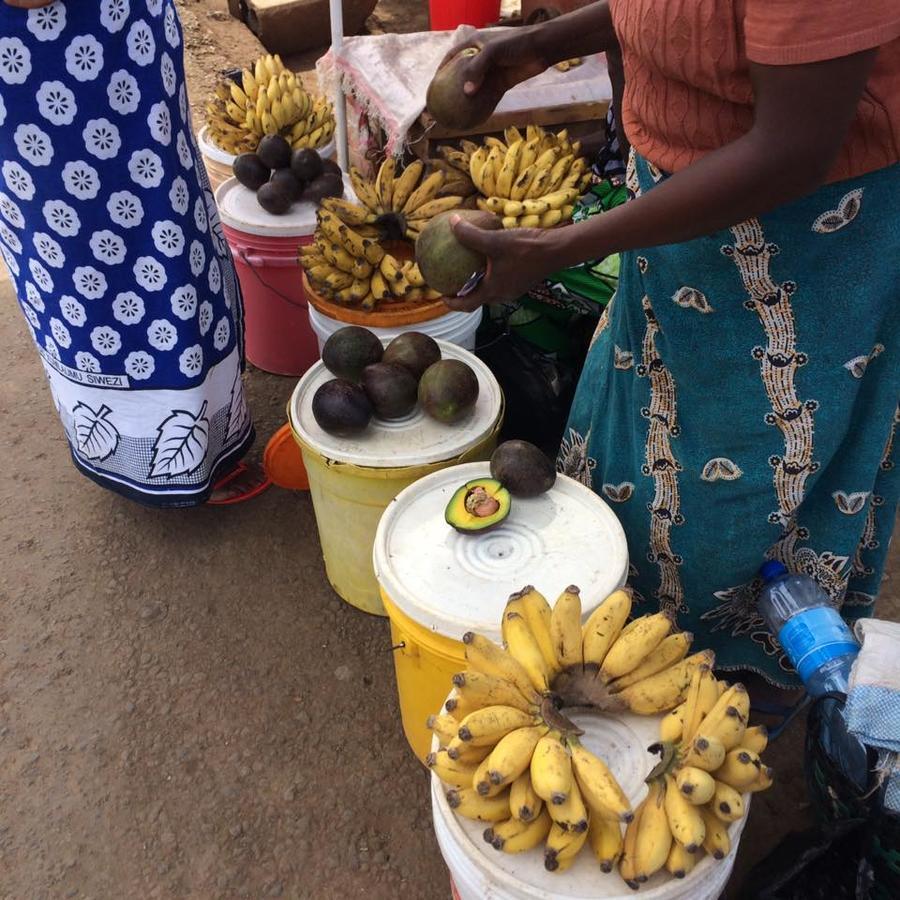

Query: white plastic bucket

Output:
[309, 304, 483, 354]
[432, 707, 748, 900]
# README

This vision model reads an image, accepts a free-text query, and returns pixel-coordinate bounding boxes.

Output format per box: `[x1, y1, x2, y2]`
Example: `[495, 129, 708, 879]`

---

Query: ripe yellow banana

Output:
[547, 772, 589, 833]
[539, 209, 563, 228]
[391, 161, 424, 212]
[462, 632, 538, 701]
[407, 195, 465, 222]
[695, 683, 749, 750]
[712, 780, 745, 823]
[495, 140, 523, 198]
[530, 732, 573, 806]
[502, 199, 524, 218]
[485, 808, 552, 853]
[509, 771, 543, 822]
[679, 665, 706, 744]
[746, 763, 774, 793]
[663, 775, 706, 852]
[369, 269, 391, 302]
[619, 798, 640, 887]
[446, 735, 492, 764]
[510, 165, 538, 201]
[403, 171, 444, 214]
[375, 156, 395, 211]
[469, 146, 489, 194]
[582, 589, 632, 667]
[547, 153, 575, 192]
[427, 749, 480, 788]
[632, 779, 672, 882]
[700, 805, 731, 859]
[675, 766, 716, 805]
[502, 609, 551, 692]
[519, 214, 541, 228]
[616, 650, 714, 714]
[681, 734, 726, 772]
[446, 786, 511, 822]
[544, 820, 589, 872]
[659, 704, 685, 744]
[426, 712, 459, 747]
[569, 738, 632, 822]
[457, 705, 537, 747]
[450, 670, 538, 714]
[485, 725, 548, 789]
[502, 216, 519, 229]
[518, 137, 541, 175]
[666, 839, 700, 878]
[480, 146, 503, 197]
[741, 725, 769, 755]
[550, 585, 583, 669]
[474, 754, 505, 797]
[349, 167, 382, 214]
[588, 815, 623, 872]
[716, 748, 762, 790]
[321, 197, 375, 227]
[600, 612, 672, 680]
[609, 631, 693, 691]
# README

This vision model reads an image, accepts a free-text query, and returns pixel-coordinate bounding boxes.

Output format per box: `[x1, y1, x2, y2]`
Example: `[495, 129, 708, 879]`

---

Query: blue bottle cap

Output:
[759, 560, 788, 583]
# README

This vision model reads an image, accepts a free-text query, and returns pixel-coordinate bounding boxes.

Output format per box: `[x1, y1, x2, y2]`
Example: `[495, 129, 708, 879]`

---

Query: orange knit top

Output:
[609, 0, 900, 182]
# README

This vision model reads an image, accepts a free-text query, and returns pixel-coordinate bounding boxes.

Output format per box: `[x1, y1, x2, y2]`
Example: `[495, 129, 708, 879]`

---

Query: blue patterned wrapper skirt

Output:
[560, 154, 899, 686]
[0, 0, 252, 507]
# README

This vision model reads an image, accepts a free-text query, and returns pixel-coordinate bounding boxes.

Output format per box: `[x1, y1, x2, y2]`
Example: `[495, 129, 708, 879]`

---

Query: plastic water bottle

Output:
[757, 560, 859, 696]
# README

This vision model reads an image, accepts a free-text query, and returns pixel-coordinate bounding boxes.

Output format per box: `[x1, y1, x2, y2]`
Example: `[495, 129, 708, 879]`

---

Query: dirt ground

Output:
[1, 2, 897, 899]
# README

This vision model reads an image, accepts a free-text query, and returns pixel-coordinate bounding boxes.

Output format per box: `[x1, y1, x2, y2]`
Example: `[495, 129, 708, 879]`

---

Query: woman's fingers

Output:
[450, 214, 503, 254]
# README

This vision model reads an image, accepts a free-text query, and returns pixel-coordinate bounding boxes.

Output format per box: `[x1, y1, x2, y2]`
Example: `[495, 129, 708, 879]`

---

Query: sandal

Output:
[207, 461, 272, 505]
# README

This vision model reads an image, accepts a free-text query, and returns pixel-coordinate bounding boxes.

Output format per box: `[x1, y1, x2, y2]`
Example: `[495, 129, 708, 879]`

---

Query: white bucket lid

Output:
[374, 461, 628, 643]
[215, 174, 354, 238]
[431, 707, 747, 900]
[199, 125, 336, 165]
[289, 342, 502, 468]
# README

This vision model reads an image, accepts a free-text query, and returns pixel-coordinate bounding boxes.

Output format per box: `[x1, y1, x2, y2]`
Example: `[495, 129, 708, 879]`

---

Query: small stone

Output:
[281, 785, 296, 802]
[268, 882, 283, 897]
[334, 665, 352, 681]
[125, 701, 136, 714]
[229, 823, 243, 838]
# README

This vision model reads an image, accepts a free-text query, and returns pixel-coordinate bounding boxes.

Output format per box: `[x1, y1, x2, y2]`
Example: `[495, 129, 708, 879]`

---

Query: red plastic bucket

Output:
[216, 177, 334, 377]
[429, 0, 501, 30]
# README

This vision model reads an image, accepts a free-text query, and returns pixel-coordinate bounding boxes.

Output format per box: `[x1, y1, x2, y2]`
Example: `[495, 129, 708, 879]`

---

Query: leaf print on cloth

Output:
[812, 189, 863, 234]
[613, 346, 633, 370]
[833, 491, 869, 515]
[149, 401, 210, 479]
[602, 482, 634, 503]
[73, 403, 120, 462]
[672, 286, 714, 314]
[226, 369, 251, 444]
[843, 343, 884, 379]
[557, 428, 597, 488]
[701, 457, 743, 482]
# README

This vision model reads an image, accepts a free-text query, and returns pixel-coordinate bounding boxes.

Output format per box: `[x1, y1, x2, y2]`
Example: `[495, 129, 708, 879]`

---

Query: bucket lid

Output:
[215, 174, 354, 238]
[289, 342, 502, 469]
[263, 423, 309, 490]
[374, 461, 628, 643]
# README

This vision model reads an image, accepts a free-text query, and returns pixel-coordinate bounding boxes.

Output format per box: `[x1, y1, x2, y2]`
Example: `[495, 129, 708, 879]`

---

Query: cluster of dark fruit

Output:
[233, 134, 344, 215]
[312, 326, 480, 437]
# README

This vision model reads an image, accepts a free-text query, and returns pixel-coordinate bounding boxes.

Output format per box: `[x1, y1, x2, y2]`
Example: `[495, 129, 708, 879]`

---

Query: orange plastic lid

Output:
[263, 423, 309, 491]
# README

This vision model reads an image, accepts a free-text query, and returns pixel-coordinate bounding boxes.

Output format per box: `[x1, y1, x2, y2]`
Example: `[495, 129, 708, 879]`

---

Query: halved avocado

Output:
[445, 478, 511, 533]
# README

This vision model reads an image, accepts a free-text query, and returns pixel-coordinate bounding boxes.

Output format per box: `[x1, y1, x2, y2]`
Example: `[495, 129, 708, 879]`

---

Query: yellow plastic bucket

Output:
[289, 342, 504, 616]
[374, 462, 630, 762]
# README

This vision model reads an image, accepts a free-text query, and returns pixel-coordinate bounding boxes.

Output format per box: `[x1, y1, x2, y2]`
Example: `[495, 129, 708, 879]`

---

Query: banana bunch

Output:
[614, 669, 774, 886]
[205, 53, 335, 155]
[466, 125, 591, 229]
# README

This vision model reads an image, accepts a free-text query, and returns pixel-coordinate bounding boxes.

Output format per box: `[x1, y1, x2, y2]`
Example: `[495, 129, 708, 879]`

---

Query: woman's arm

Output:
[446, 48, 878, 309]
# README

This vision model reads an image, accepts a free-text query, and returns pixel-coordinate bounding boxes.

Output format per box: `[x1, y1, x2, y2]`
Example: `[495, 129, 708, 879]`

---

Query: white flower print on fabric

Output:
[27, 3, 67, 42]
[134, 256, 167, 292]
[91, 325, 122, 357]
[28, 257, 54, 292]
[146, 0, 163, 16]
[179, 344, 203, 378]
[128, 149, 164, 189]
[1, 245, 20, 278]
[43, 200, 80, 237]
[107, 191, 144, 229]
[148, 101, 172, 146]
[170, 285, 197, 321]
[160, 52, 176, 97]
[83, 118, 121, 161]
[60, 295, 86, 327]
[0, 221, 23, 254]
[89, 230, 127, 265]
[36, 80, 77, 126]
[213, 317, 231, 352]
[176, 132, 194, 171]
[43, 334, 61, 361]
[208, 258, 221, 294]
[65, 35, 104, 82]
[0, 94, 5, 128]
[169, 177, 189, 215]
[0, 192, 25, 229]
[75, 351, 101, 373]
[73, 265, 108, 300]
[0, 38, 32, 85]
[14, 124, 53, 167]
[112, 291, 145, 325]
[193, 196, 208, 233]
[147, 318, 177, 351]
[198, 300, 213, 336]
[33, 232, 64, 269]
[178, 83, 187, 123]
[125, 350, 154, 380]
[100, 0, 130, 34]
[164, 5, 180, 47]
[50, 317, 71, 349]
[25, 281, 45, 312]
[152, 220, 184, 258]
[189, 241, 206, 277]
[22, 302, 41, 330]
[3, 161, 35, 201]
[62, 161, 101, 201]
[107, 69, 141, 115]
[127, 20, 156, 67]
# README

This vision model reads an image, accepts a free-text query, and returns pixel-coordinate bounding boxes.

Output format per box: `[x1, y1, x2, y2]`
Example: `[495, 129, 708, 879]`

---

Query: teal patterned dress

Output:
[560, 155, 900, 687]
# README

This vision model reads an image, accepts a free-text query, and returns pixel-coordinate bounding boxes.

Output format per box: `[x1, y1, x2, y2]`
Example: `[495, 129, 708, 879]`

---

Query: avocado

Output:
[320, 158, 342, 178]
[426, 47, 500, 131]
[291, 148, 323, 182]
[312, 378, 372, 436]
[418, 358, 479, 424]
[490, 440, 557, 497]
[445, 478, 511, 533]
[416, 209, 501, 297]
[321, 325, 384, 381]
[269, 167, 302, 202]
[257, 134, 292, 170]
[233, 153, 270, 190]
[256, 180, 293, 215]
[381, 332, 441, 381]
[302, 172, 344, 203]
[361, 362, 418, 419]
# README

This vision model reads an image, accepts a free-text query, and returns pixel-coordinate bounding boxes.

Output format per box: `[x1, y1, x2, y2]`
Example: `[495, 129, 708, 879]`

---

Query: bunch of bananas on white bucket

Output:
[427, 584, 774, 887]
[205, 53, 334, 155]
[461, 126, 592, 229]
[300, 157, 468, 307]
